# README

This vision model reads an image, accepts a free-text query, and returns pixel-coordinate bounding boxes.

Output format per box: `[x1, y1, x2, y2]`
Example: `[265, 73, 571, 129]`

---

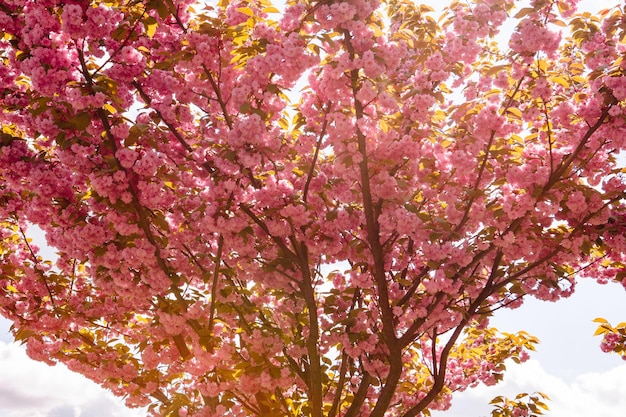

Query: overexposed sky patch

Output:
[432, 278, 626, 417]
[433, 359, 626, 417]
[0, 333, 144, 417]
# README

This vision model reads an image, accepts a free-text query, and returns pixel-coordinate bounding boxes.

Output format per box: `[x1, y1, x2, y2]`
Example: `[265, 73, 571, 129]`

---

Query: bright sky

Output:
[1, 0, 625, 416]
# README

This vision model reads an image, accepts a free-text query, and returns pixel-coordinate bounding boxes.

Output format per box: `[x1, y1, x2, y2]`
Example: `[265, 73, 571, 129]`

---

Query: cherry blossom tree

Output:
[1, 0, 625, 416]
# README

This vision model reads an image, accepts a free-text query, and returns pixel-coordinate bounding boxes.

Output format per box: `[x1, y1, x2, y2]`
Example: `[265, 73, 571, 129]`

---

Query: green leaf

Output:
[239, 103, 251, 113]
[112, 25, 130, 42]
[14, 327, 35, 343]
[71, 112, 92, 130]
[148, 0, 170, 20]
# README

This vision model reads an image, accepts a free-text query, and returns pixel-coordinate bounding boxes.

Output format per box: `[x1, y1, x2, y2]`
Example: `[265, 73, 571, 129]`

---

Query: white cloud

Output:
[579, 0, 621, 13]
[488, 279, 626, 379]
[434, 359, 626, 417]
[556, 365, 626, 416]
[432, 279, 626, 417]
[0, 334, 145, 417]
[46, 405, 76, 417]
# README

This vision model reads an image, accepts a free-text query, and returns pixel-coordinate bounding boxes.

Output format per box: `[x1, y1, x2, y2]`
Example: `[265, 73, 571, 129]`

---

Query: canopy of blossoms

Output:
[1, 0, 625, 416]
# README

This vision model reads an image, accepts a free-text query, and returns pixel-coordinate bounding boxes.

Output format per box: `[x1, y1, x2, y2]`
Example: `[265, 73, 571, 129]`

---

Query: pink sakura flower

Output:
[279, 3, 306, 31]
[601, 332, 620, 352]
[61, 4, 84, 35]
[566, 190, 588, 215]
[110, 122, 130, 140]
[361, 50, 385, 78]
[25, 337, 56, 365]
[85, 5, 111, 29]
[510, 19, 561, 58]
[118, 46, 144, 66]
[133, 151, 163, 177]
[331, 2, 356, 24]
[225, 2, 250, 26]
[115, 148, 138, 169]
[605, 77, 626, 101]
[531, 77, 552, 100]
[356, 79, 377, 103]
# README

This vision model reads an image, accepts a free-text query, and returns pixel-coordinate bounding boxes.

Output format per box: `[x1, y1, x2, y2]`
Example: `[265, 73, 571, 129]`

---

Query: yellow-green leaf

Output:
[102, 103, 117, 114]
[237, 7, 254, 17]
[550, 76, 570, 88]
[506, 107, 523, 120]
[146, 22, 157, 38]
[514, 7, 535, 19]
[144, 16, 158, 38]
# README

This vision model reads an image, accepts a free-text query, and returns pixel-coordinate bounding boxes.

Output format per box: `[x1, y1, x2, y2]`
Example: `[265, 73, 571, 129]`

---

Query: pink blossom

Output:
[115, 148, 138, 169]
[510, 19, 561, 58]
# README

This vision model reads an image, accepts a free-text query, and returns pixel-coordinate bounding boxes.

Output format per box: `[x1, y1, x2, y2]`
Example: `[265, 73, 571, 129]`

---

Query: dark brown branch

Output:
[543, 97, 618, 192]
[452, 76, 525, 233]
[283, 348, 310, 387]
[329, 288, 361, 417]
[398, 291, 445, 348]
[395, 265, 430, 308]
[239, 205, 297, 259]
[164, 0, 188, 33]
[341, 28, 402, 417]
[295, 243, 323, 417]
[431, 326, 439, 378]
[78, 50, 186, 303]
[92, 9, 146, 76]
[542, 101, 555, 173]
[328, 351, 349, 417]
[17, 223, 56, 308]
[203, 65, 234, 129]
[454, 130, 496, 233]
[401, 250, 503, 417]
[132, 81, 217, 175]
[226, 392, 261, 415]
[343, 370, 373, 417]
[303, 104, 331, 204]
[207, 235, 224, 336]
[405, 197, 618, 416]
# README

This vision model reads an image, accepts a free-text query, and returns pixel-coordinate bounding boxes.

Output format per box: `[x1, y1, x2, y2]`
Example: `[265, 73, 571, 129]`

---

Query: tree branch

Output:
[341, 28, 402, 417]
[295, 242, 323, 417]
[303, 103, 331, 204]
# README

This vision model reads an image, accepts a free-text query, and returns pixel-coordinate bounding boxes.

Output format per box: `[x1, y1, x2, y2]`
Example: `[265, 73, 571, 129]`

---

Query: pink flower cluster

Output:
[510, 19, 561, 59]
